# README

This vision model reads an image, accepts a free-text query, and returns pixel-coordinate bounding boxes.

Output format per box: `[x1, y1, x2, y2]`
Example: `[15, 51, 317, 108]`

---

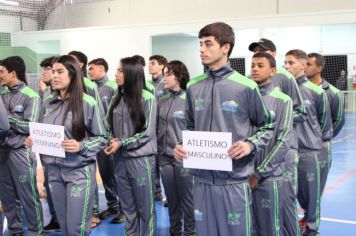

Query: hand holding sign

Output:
[173, 144, 187, 162]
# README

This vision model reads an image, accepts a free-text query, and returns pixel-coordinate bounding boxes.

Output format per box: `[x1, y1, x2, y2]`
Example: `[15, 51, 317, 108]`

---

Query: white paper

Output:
[182, 131, 232, 171]
[29, 122, 65, 158]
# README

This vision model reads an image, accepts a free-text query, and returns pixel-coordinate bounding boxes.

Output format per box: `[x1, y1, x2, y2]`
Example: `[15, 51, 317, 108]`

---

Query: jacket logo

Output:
[136, 177, 146, 186]
[156, 90, 164, 98]
[222, 100, 238, 112]
[70, 185, 83, 197]
[180, 168, 190, 177]
[307, 173, 315, 182]
[262, 198, 272, 208]
[44, 108, 53, 117]
[194, 209, 204, 221]
[227, 212, 241, 225]
[269, 110, 276, 120]
[194, 98, 205, 111]
[14, 105, 24, 113]
[283, 171, 292, 182]
[304, 100, 312, 108]
[173, 110, 185, 119]
[19, 175, 28, 183]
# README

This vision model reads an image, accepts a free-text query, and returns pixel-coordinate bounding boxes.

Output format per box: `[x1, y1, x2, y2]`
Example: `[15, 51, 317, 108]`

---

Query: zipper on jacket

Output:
[164, 95, 174, 154]
[209, 76, 215, 184]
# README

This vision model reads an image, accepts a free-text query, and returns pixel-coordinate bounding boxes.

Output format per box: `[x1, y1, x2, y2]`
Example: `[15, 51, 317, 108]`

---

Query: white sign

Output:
[29, 122, 65, 158]
[182, 131, 232, 171]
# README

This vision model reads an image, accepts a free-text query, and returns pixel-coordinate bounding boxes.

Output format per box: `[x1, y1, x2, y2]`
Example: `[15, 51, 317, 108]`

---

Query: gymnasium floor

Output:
[4, 113, 356, 235]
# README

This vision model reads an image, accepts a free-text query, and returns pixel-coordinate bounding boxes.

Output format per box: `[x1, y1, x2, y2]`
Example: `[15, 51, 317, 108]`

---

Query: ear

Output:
[271, 68, 277, 77]
[222, 44, 231, 55]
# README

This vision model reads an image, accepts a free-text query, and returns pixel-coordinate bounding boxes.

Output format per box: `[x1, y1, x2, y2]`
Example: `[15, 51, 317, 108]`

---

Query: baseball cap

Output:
[248, 38, 276, 52]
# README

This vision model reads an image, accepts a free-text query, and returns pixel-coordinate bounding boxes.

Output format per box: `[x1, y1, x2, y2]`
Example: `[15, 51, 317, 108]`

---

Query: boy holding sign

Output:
[174, 22, 274, 235]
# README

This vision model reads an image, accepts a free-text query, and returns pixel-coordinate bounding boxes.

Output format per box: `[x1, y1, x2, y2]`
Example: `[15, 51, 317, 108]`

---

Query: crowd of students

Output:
[0, 21, 345, 236]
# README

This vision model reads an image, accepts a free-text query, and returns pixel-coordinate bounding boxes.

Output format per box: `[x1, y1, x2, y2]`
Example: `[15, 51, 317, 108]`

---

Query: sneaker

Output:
[110, 212, 125, 224]
[164, 199, 168, 208]
[299, 217, 306, 231]
[91, 215, 101, 229]
[99, 208, 118, 220]
[44, 218, 60, 232]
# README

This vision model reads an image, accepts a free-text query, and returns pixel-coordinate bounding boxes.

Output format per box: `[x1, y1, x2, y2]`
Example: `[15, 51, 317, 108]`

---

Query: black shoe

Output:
[44, 218, 60, 232]
[155, 193, 163, 201]
[99, 208, 118, 220]
[110, 212, 125, 224]
[164, 199, 168, 208]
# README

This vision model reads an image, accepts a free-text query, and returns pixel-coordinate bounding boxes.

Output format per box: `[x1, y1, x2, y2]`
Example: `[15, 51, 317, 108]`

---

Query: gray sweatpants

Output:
[160, 156, 195, 235]
[252, 179, 283, 236]
[282, 149, 301, 236]
[319, 141, 331, 195]
[97, 151, 119, 211]
[297, 150, 321, 236]
[193, 179, 252, 236]
[114, 155, 156, 236]
[0, 148, 43, 236]
[41, 161, 57, 220]
[47, 163, 96, 236]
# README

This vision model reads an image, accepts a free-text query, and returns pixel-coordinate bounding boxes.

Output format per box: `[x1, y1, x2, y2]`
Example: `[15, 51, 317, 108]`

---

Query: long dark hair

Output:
[54, 55, 86, 141]
[108, 57, 146, 133]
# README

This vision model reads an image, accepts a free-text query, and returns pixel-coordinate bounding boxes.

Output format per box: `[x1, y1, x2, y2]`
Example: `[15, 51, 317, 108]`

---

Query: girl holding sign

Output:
[105, 57, 157, 236]
[26, 55, 107, 236]
[156, 60, 195, 235]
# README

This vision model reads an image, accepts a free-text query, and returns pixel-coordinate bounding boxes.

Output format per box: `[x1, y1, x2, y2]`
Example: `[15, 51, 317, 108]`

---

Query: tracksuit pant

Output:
[252, 179, 283, 236]
[114, 155, 156, 236]
[41, 161, 57, 221]
[47, 163, 96, 236]
[319, 141, 331, 195]
[0, 148, 44, 236]
[193, 178, 252, 236]
[154, 155, 162, 198]
[282, 149, 301, 236]
[297, 149, 321, 236]
[97, 151, 120, 211]
[159, 156, 195, 235]
[0, 211, 3, 236]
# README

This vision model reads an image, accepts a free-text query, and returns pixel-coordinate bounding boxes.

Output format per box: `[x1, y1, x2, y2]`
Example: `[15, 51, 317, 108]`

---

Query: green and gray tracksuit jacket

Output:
[0, 95, 10, 139]
[295, 76, 333, 150]
[157, 90, 186, 157]
[319, 79, 344, 137]
[95, 75, 117, 114]
[0, 82, 40, 149]
[109, 89, 157, 158]
[254, 82, 294, 181]
[186, 64, 274, 182]
[40, 92, 107, 168]
[147, 74, 167, 100]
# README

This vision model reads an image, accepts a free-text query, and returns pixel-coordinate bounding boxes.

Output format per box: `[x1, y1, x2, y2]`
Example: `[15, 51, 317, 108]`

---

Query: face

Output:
[199, 36, 230, 69]
[148, 59, 164, 76]
[305, 57, 321, 78]
[251, 57, 276, 84]
[51, 62, 71, 91]
[115, 63, 124, 86]
[253, 46, 276, 57]
[88, 64, 104, 81]
[41, 66, 52, 83]
[0, 65, 13, 86]
[284, 55, 306, 78]
[163, 67, 180, 90]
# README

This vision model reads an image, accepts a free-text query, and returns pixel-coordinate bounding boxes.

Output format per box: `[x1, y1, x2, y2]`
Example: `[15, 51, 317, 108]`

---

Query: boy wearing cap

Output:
[249, 38, 306, 236]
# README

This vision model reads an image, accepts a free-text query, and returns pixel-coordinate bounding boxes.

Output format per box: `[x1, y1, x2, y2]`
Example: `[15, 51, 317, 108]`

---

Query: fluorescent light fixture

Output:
[0, 0, 19, 6]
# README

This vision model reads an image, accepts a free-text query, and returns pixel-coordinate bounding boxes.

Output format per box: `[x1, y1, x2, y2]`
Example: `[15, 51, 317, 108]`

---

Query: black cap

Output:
[248, 38, 276, 52]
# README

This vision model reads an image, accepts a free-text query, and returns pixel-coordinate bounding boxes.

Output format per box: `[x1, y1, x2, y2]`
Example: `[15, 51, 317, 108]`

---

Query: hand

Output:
[227, 141, 252, 159]
[173, 144, 187, 162]
[38, 79, 47, 93]
[103, 138, 121, 155]
[248, 175, 259, 189]
[24, 136, 33, 149]
[61, 139, 80, 153]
